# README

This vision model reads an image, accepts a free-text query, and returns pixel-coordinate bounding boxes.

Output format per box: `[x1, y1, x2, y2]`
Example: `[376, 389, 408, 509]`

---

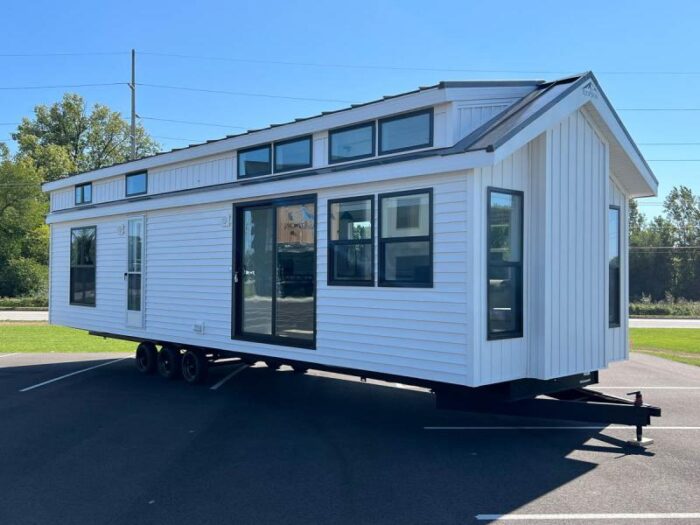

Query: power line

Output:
[639, 143, 700, 146]
[137, 82, 355, 103]
[0, 82, 127, 91]
[0, 51, 127, 57]
[138, 115, 249, 129]
[647, 159, 700, 162]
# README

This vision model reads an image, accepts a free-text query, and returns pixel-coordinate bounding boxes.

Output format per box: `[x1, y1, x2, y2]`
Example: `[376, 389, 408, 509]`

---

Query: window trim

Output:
[378, 108, 434, 156]
[75, 182, 92, 206]
[237, 144, 272, 178]
[125, 171, 148, 197]
[609, 204, 621, 328]
[273, 134, 313, 173]
[378, 188, 433, 288]
[69, 225, 97, 307]
[328, 121, 376, 165]
[327, 195, 375, 287]
[486, 187, 524, 341]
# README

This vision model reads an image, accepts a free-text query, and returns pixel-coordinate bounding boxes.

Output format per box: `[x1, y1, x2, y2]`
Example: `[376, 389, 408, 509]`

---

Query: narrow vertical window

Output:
[70, 226, 97, 306]
[75, 183, 92, 205]
[609, 206, 621, 327]
[487, 188, 523, 339]
[379, 189, 432, 287]
[328, 196, 373, 285]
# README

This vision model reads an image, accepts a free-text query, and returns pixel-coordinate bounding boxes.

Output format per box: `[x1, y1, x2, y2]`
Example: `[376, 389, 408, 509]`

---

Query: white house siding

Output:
[467, 143, 531, 386]
[607, 177, 629, 362]
[542, 110, 608, 379]
[149, 153, 235, 194]
[455, 103, 511, 141]
[49, 171, 471, 386]
[50, 188, 73, 211]
[93, 176, 124, 204]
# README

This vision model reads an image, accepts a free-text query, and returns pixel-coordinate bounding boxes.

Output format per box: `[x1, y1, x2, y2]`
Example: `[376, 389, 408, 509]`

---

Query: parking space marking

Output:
[476, 512, 700, 521]
[424, 426, 700, 430]
[0, 353, 19, 359]
[210, 364, 248, 391]
[19, 357, 131, 392]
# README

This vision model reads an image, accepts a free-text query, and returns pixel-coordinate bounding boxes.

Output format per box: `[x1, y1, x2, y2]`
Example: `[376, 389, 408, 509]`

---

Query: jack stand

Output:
[626, 391, 654, 447]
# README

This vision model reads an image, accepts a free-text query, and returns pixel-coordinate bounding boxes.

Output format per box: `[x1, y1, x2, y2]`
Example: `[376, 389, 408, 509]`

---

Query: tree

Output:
[13, 93, 159, 182]
[0, 157, 48, 297]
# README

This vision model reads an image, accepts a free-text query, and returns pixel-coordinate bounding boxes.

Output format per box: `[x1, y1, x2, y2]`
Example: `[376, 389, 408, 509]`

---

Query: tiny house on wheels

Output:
[43, 72, 661, 443]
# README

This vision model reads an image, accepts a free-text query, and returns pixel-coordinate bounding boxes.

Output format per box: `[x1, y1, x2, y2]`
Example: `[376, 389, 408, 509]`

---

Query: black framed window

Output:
[274, 135, 312, 173]
[70, 226, 96, 306]
[126, 172, 147, 196]
[238, 144, 272, 177]
[328, 196, 374, 286]
[609, 206, 621, 328]
[328, 122, 375, 164]
[379, 109, 433, 155]
[487, 188, 523, 340]
[75, 183, 92, 205]
[379, 189, 432, 287]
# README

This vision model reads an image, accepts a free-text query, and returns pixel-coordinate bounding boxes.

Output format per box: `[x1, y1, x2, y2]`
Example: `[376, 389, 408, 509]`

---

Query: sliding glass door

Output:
[233, 195, 316, 348]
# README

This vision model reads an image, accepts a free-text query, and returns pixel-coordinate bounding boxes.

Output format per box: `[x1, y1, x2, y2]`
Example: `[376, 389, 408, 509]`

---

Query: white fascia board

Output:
[42, 87, 453, 193]
[46, 149, 492, 224]
[491, 77, 657, 198]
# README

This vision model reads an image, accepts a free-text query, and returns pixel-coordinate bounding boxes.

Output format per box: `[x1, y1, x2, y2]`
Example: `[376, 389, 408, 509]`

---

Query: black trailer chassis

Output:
[92, 332, 662, 447]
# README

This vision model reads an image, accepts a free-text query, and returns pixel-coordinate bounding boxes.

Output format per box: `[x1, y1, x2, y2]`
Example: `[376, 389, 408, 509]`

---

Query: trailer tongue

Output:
[435, 375, 661, 447]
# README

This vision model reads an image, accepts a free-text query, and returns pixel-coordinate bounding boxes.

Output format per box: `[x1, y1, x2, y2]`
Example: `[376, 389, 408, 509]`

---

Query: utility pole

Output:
[129, 49, 136, 160]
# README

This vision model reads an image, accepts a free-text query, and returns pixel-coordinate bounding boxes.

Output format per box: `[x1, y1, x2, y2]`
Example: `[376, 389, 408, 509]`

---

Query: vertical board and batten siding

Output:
[51, 188, 73, 211]
[608, 177, 629, 362]
[149, 153, 235, 194]
[467, 143, 530, 386]
[49, 172, 471, 386]
[93, 176, 124, 204]
[455, 102, 512, 142]
[541, 109, 608, 379]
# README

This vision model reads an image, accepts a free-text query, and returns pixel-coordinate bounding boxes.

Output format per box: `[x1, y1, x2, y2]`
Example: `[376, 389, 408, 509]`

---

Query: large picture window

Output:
[274, 136, 312, 173]
[70, 226, 96, 306]
[378, 109, 433, 155]
[328, 196, 373, 286]
[238, 145, 272, 177]
[487, 188, 523, 339]
[609, 206, 621, 327]
[379, 189, 432, 287]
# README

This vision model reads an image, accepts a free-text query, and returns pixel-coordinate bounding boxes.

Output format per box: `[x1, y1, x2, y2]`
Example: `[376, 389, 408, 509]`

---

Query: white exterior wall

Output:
[51, 188, 73, 211]
[49, 171, 471, 386]
[608, 177, 629, 362]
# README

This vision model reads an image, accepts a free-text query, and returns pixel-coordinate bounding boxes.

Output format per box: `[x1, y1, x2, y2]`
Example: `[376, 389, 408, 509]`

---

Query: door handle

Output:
[123, 272, 128, 280]
[234, 270, 240, 284]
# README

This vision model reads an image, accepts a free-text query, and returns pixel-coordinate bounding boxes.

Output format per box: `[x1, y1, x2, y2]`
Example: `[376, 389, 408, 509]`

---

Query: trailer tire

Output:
[135, 342, 158, 374]
[181, 349, 209, 384]
[158, 344, 182, 380]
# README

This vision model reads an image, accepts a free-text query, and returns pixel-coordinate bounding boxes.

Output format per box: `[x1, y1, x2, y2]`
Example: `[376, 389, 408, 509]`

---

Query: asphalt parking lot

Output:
[0, 351, 698, 525]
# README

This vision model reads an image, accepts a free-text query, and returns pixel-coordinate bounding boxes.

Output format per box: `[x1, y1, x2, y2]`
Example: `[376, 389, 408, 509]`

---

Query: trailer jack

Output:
[435, 385, 662, 448]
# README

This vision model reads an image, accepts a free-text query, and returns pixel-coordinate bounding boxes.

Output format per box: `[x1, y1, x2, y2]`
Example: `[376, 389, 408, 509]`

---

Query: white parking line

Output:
[595, 386, 700, 390]
[210, 364, 248, 391]
[476, 512, 700, 521]
[424, 426, 700, 430]
[0, 353, 19, 359]
[19, 357, 131, 392]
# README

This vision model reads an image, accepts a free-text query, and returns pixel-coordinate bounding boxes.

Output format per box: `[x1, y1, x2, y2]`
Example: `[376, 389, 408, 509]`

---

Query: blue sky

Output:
[2, 0, 699, 218]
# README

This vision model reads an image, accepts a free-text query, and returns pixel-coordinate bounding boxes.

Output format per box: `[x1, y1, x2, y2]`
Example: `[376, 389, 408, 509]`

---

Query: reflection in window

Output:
[487, 189, 523, 339]
[609, 206, 621, 327]
[238, 145, 272, 177]
[328, 197, 373, 285]
[379, 190, 432, 287]
[379, 109, 432, 155]
[126, 172, 147, 196]
[70, 226, 96, 306]
[274, 136, 312, 172]
[75, 183, 92, 205]
[329, 123, 375, 163]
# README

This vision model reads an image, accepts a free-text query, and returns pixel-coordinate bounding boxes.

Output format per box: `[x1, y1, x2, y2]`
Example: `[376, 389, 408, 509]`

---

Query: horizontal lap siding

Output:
[607, 178, 628, 362]
[469, 144, 530, 386]
[50, 218, 125, 328]
[51, 172, 471, 386]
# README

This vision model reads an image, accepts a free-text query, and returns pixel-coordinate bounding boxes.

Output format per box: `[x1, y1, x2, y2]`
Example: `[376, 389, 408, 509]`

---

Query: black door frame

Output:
[231, 193, 317, 350]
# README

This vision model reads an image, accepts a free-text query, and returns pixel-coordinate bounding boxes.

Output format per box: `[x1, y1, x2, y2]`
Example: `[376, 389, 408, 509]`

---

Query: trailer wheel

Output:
[181, 350, 208, 384]
[135, 342, 157, 374]
[158, 344, 182, 380]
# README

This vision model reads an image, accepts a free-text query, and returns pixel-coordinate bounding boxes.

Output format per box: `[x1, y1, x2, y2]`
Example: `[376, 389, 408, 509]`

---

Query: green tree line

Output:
[630, 186, 700, 301]
[0, 94, 159, 298]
